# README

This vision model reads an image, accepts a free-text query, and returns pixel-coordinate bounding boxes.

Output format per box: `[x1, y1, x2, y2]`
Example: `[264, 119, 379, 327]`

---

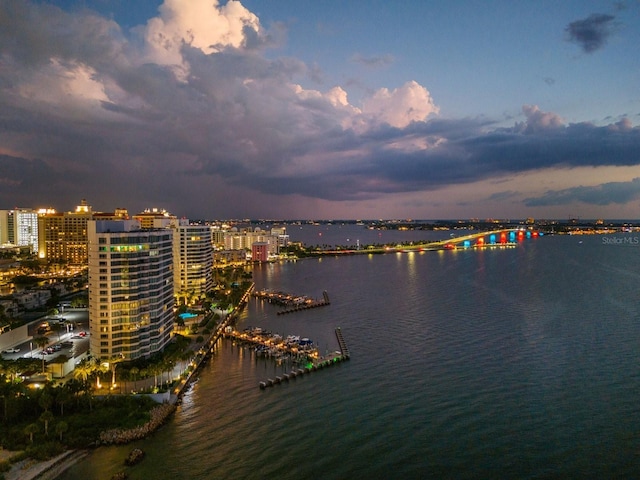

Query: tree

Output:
[107, 354, 125, 388]
[55, 420, 68, 442]
[56, 387, 71, 416]
[64, 378, 83, 408]
[129, 366, 139, 391]
[40, 410, 54, 436]
[73, 358, 96, 410]
[33, 336, 49, 373]
[25, 423, 39, 443]
[38, 390, 53, 412]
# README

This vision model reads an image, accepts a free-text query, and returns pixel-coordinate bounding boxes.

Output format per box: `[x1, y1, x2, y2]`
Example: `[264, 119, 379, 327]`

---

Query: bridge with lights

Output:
[435, 228, 543, 250]
[317, 228, 543, 255]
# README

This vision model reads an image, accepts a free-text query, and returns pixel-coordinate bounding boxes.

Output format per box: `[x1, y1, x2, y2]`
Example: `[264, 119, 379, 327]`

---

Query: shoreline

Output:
[4, 450, 89, 480]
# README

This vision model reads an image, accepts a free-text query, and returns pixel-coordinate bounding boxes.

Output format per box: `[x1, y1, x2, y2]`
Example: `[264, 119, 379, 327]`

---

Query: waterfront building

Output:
[270, 227, 289, 249]
[223, 227, 279, 256]
[0, 208, 39, 253]
[172, 220, 214, 305]
[214, 249, 246, 265]
[251, 241, 269, 262]
[133, 207, 177, 229]
[88, 219, 174, 360]
[210, 225, 227, 249]
[37, 200, 127, 265]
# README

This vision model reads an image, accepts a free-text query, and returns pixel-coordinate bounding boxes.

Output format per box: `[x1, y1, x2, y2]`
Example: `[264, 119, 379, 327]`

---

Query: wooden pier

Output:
[335, 327, 350, 359]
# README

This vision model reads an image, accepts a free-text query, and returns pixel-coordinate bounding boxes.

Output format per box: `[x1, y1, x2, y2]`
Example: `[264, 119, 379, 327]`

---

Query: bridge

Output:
[434, 228, 542, 250]
[316, 228, 543, 255]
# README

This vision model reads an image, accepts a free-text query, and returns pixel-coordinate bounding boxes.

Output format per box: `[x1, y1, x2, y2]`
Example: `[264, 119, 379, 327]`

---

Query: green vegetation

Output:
[0, 374, 158, 453]
[0, 332, 198, 471]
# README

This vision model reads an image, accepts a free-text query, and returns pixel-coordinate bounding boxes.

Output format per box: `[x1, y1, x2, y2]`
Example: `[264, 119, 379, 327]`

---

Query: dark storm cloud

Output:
[0, 1, 639, 216]
[524, 178, 640, 206]
[565, 13, 616, 53]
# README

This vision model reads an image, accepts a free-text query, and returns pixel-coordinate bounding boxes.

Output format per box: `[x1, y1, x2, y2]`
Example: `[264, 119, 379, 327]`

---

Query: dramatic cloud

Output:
[565, 13, 616, 53]
[361, 81, 439, 128]
[142, 0, 264, 73]
[524, 178, 640, 206]
[0, 1, 638, 218]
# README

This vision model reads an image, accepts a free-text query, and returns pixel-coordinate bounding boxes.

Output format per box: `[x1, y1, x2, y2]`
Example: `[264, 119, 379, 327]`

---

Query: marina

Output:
[252, 289, 331, 315]
[222, 325, 350, 389]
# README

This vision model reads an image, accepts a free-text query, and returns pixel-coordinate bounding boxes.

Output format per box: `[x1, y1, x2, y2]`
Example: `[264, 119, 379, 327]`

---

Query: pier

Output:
[335, 327, 350, 359]
[252, 289, 331, 315]
[257, 327, 350, 390]
[224, 328, 318, 362]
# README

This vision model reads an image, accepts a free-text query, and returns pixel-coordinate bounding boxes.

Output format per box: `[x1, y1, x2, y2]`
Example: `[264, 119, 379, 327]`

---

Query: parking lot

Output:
[15, 308, 91, 360]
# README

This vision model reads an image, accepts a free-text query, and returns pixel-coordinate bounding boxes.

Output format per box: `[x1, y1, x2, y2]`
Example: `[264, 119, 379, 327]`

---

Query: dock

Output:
[252, 289, 331, 315]
[258, 327, 350, 390]
[335, 327, 350, 359]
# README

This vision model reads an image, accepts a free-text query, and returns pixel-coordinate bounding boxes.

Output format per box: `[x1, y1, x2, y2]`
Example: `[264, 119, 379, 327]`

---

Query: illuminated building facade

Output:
[173, 221, 213, 305]
[251, 242, 269, 262]
[88, 220, 174, 361]
[0, 208, 38, 252]
[133, 208, 177, 229]
[37, 200, 127, 265]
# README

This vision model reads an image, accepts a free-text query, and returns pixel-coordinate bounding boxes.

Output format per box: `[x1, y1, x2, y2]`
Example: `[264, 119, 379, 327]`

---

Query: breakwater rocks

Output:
[124, 448, 145, 466]
[99, 402, 176, 445]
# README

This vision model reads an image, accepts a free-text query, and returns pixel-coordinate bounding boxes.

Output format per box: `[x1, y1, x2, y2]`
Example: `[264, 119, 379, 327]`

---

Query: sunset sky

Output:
[1, 0, 639, 220]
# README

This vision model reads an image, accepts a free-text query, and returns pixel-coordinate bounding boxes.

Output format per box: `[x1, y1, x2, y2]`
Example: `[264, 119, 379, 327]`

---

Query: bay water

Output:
[64, 229, 640, 479]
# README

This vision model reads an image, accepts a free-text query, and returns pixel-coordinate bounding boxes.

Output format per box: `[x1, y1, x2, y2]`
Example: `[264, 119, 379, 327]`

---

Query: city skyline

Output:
[0, 1, 639, 220]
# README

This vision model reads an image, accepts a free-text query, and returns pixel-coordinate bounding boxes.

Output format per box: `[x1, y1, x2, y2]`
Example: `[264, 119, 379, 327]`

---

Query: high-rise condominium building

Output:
[0, 208, 38, 252]
[173, 221, 213, 305]
[88, 220, 174, 360]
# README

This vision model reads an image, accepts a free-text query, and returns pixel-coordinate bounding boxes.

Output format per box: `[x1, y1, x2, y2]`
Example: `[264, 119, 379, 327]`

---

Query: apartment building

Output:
[88, 219, 174, 360]
[173, 221, 213, 305]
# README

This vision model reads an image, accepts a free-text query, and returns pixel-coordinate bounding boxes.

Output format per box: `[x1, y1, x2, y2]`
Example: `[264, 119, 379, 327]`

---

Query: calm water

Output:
[65, 231, 640, 479]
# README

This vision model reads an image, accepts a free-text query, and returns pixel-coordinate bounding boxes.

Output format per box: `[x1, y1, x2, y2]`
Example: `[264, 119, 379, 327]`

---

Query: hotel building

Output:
[88, 219, 174, 360]
[37, 199, 127, 265]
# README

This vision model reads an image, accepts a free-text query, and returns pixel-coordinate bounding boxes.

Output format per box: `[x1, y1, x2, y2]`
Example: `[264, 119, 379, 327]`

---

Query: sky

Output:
[0, 0, 639, 220]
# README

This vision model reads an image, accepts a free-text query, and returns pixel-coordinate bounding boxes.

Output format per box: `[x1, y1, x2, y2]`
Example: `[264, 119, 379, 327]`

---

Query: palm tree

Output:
[55, 420, 68, 442]
[73, 358, 96, 410]
[64, 378, 83, 408]
[94, 361, 108, 390]
[73, 359, 93, 385]
[38, 390, 53, 412]
[107, 354, 125, 388]
[24, 423, 39, 443]
[129, 366, 139, 391]
[33, 336, 49, 373]
[40, 410, 54, 436]
[139, 368, 148, 391]
[55, 387, 71, 416]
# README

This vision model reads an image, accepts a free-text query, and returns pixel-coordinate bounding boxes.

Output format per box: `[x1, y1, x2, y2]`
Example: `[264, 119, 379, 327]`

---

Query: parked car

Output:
[2, 348, 20, 354]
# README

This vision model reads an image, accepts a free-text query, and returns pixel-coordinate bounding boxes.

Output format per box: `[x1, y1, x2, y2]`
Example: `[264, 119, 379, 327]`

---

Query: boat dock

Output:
[224, 328, 317, 362]
[252, 289, 331, 315]
[258, 327, 350, 390]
